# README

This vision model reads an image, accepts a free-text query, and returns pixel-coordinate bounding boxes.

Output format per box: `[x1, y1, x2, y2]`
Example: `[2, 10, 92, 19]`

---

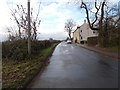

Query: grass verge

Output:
[105, 46, 119, 52]
[2, 42, 59, 89]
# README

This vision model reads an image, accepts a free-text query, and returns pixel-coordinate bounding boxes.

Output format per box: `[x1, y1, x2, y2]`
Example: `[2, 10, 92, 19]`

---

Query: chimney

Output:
[84, 20, 86, 23]
[77, 25, 80, 29]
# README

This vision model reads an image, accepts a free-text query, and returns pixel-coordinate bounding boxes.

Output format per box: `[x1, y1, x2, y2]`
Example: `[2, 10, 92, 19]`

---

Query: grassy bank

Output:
[97, 45, 119, 53]
[2, 42, 59, 88]
[105, 46, 119, 52]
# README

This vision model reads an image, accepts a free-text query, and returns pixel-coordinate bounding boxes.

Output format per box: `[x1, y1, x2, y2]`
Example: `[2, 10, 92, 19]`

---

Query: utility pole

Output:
[28, 0, 31, 55]
[118, 1, 120, 27]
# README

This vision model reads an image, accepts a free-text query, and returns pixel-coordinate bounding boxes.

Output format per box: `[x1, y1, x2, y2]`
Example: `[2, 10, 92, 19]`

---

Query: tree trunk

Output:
[18, 26, 21, 39]
[98, 26, 107, 47]
[69, 31, 71, 40]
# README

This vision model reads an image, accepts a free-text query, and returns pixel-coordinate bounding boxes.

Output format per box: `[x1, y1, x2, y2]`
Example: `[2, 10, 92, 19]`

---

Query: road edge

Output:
[25, 42, 60, 89]
[77, 44, 119, 60]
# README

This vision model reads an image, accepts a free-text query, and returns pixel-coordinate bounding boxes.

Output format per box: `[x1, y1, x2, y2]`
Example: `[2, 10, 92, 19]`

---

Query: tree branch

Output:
[81, 1, 99, 30]
[91, 0, 101, 27]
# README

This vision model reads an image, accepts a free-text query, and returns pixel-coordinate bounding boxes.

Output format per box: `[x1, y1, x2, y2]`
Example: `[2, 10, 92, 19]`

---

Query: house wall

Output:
[80, 20, 98, 41]
[73, 20, 98, 43]
[79, 23, 89, 41]
[73, 28, 80, 43]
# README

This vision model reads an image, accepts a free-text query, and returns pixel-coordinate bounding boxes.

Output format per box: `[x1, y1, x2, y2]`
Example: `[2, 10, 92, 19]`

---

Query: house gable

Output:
[73, 20, 98, 43]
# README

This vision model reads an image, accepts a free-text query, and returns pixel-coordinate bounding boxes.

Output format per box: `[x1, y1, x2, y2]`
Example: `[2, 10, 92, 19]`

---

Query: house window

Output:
[81, 36, 83, 39]
[93, 31, 96, 33]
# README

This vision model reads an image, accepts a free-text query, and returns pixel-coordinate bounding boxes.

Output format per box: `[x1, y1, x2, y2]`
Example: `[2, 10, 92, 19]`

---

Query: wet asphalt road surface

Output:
[28, 42, 118, 88]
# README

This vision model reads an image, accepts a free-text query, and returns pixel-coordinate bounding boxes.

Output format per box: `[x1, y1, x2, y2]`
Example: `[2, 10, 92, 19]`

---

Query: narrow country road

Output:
[28, 42, 118, 88]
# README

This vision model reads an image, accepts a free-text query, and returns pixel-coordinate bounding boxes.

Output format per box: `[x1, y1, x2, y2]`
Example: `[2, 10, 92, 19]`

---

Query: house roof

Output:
[73, 26, 80, 33]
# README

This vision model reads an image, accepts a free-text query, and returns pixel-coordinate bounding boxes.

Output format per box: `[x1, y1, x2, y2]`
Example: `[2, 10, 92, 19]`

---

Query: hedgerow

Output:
[2, 39, 60, 60]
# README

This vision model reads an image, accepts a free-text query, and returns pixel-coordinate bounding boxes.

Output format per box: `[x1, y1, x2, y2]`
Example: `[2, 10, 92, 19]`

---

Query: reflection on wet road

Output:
[28, 42, 118, 88]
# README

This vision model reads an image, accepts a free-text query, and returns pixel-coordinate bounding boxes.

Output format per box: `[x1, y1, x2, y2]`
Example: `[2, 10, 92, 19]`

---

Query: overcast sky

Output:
[0, 0, 119, 41]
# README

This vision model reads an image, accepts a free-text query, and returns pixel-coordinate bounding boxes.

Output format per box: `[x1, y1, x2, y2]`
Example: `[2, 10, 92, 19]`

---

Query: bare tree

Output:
[6, 26, 19, 41]
[104, 2, 120, 46]
[9, 2, 41, 40]
[80, 0, 106, 30]
[80, 0, 120, 47]
[80, 0, 108, 47]
[64, 19, 76, 40]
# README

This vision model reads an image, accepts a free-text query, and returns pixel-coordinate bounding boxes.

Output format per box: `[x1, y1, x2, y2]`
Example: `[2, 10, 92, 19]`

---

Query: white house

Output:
[73, 20, 98, 43]
[73, 26, 80, 43]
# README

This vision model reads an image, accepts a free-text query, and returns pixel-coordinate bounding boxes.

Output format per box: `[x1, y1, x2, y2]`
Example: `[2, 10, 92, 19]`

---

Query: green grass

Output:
[106, 46, 119, 52]
[2, 42, 59, 88]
